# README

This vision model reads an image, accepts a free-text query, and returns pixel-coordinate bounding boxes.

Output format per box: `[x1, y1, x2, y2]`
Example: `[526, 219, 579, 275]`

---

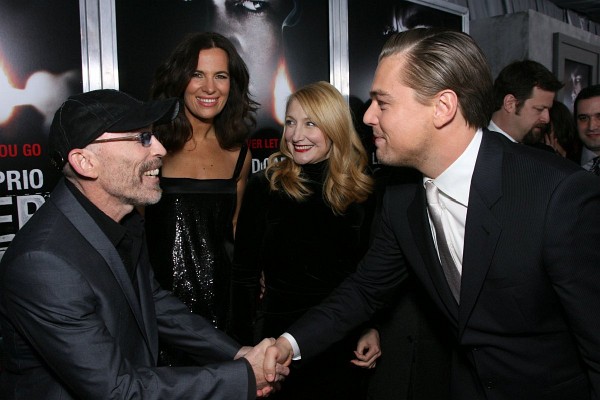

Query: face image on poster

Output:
[561, 59, 591, 113]
[116, 0, 330, 173]
[0, 0, 82, 257]
[348, 0, 464, 165]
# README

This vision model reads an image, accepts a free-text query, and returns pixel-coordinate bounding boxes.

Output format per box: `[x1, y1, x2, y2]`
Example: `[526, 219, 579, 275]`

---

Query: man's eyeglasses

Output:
[91, 131, 158, 147]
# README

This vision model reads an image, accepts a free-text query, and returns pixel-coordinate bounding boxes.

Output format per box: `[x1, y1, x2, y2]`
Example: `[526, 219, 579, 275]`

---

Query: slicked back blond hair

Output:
[380, 28, 494, 129]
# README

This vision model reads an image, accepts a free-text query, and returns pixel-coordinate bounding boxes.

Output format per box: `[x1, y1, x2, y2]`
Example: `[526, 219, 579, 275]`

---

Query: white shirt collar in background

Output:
[488, 120, 517, 143]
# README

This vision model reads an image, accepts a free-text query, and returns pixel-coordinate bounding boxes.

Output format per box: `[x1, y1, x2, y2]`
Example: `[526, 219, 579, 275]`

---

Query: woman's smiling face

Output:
[183, 47, 231, 124]
[284, 99, 331, 165]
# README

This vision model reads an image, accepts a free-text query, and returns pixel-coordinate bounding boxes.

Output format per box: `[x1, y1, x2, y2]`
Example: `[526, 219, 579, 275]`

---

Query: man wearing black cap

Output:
[0, 89, 286, 399]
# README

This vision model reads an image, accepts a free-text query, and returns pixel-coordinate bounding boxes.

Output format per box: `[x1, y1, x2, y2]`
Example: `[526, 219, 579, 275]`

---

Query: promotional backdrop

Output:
[116, 0, 330, 173]
[0, 0, 468, 256]
[0, 0, 82, 259]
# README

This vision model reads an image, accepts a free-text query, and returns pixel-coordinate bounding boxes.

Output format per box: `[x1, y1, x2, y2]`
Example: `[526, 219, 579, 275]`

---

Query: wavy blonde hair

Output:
[266, 81, 373, 215]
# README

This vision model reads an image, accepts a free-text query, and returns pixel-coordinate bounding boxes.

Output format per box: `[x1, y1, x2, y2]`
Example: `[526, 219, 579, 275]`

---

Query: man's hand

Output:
[234, 346, 252, 360]
[263, 336, 294, 383]
[351, 328, 381, 369]
[243, 338, 290, 397]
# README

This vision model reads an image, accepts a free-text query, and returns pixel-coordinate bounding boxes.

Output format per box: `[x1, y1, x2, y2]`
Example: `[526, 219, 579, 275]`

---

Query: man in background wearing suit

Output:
[488, 59, 562, 144]
[574, 84, 600, 176]
[0, 89, 286, 399]
[264, 28, 600, 399]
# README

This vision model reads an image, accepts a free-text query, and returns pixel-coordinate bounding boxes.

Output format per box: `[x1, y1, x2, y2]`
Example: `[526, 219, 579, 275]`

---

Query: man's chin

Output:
[135, 189, 162, 206]
[530, 126, 546, 136]
[148, 191, 163, 205]
[375, 149, 387, 164]
[586, 144, 600, 152]
[375, 151, 406, 167]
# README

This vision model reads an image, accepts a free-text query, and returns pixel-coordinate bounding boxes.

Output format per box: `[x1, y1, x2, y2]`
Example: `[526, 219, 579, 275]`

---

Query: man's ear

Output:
[67, 148, 99, 179]
[503, 94, 518, 113]
[433, 89, 458, 128]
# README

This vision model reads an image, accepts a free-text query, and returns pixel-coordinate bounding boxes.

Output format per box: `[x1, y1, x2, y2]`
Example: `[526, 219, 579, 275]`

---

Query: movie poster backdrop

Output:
[0, 0, 82, 259]
[0, 0, 469, 258]
[115, 0, 330, 174]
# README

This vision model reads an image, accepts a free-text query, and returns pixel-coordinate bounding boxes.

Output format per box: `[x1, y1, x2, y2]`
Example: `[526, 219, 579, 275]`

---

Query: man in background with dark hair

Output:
[574, 84, 600, 175]
[488, 59, 563, 143]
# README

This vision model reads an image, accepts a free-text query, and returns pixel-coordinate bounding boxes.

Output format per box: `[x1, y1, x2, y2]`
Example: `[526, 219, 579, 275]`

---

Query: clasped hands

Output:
[236, 338, 290, 398]
[239, 329, 382, 398]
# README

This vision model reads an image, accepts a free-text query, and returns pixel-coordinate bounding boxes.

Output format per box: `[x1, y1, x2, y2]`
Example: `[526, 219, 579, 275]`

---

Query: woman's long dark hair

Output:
[150, 32, 259, 151]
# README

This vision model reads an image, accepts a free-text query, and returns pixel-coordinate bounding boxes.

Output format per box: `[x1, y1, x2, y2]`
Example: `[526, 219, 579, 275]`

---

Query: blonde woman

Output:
[231, 81, 375, 399]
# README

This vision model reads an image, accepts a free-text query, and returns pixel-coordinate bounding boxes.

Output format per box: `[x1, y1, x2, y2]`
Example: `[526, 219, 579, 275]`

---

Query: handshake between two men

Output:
[236, 338, 291, 397]
[242, 326, 381, 398]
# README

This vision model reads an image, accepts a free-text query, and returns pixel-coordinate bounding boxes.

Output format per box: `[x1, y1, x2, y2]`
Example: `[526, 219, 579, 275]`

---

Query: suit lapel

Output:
[137, 241, 159, 363]
[458, 131, 503, 337]
[50, 180, 154, 355]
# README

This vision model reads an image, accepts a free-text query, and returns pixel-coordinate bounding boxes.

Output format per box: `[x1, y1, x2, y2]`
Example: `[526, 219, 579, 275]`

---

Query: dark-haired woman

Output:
[144, 32, 258, 366]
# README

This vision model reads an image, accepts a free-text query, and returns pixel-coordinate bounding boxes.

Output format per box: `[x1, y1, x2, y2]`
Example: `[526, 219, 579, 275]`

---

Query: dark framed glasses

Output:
[91, 131, 157, 147]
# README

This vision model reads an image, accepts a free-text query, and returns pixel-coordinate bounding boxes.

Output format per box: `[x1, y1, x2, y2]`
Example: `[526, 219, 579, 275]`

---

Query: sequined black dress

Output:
[144, 145, 247, 366]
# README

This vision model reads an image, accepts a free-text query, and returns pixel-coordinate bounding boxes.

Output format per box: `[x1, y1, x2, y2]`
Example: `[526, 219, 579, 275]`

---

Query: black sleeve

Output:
[229, 172, 270, 344]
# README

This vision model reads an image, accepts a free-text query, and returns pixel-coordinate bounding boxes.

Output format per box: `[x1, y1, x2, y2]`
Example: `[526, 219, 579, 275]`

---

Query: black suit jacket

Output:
[287, 130, 600, 400]
[0, 180, 255, 400]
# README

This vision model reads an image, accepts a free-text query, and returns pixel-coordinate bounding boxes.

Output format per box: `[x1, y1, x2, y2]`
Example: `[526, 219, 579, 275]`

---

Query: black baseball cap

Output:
[48, 89, 179, 169]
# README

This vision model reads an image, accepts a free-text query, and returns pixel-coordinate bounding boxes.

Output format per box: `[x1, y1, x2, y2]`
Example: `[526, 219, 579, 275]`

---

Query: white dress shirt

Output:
[488, 120, 517, 143]
[283, 129, 484, 358]
[424, 129, 482, 274]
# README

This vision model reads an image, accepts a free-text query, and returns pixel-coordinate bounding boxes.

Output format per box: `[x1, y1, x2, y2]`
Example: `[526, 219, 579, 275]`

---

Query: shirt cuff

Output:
[280, 332, 301, 360]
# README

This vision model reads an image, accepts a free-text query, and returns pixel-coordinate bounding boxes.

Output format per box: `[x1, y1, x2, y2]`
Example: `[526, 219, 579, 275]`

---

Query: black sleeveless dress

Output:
[144, 145, 247, 366]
